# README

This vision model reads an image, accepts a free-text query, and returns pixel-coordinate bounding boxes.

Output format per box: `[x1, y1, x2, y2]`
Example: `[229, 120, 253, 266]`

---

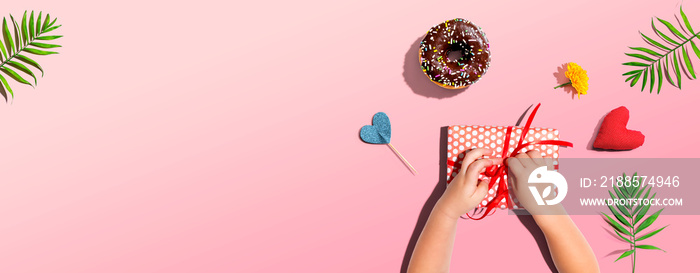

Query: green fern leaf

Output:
[656, 63, 662, 94]
[603, 172, 668, 270]
[2, 19, 14, 55]
[625, 53, 655, 62]
[692, 41, 700, 60]
[10, 16, 20, 53]
[640, 32, 671, 51]
[623, 62, 649, 67]
[28, 11, 34, 40]
[613, 183, 627, 198]
[636, 225, 668, 242]
[658, 18, 686, 40]
[34, 35, 61, 40]
[43, 25, 61, 33]
[24, 48, 58, 55]
[614, 229, 633, 244]
[615, 250, 635, 262]
[673, 50, 681, 89]
[0, 67, 30, 86]
[630, 73, 641, 87]
[42, 14, 50, 32]
[602, 212, 632, 236]
[0, 35, 6, 61]
[649, 64, 655, 93]
[630, 47, 662, 57]
[0, 11, 62, 100]
[20, 12, 27, 47]
[15, 54, 43, 76]
[681, 6, 695, 34]
[35, 11, 41, 35]
[664, 56, 675, 87]
[636, 245, 665, 252]
[634, 184, 647, 200]
[29, 42, 61, 49]
[5, 61, 36, 85]
[635, 193, 656, 224]
[0, 73, 13, 97]
[623, 70, 643, 76]
[609, 190, 631, 217]
[637, 209, 664, 233]
[608, 203, 632, 227]
[652, 19, 680, 45]
[624, 6, 700, 94]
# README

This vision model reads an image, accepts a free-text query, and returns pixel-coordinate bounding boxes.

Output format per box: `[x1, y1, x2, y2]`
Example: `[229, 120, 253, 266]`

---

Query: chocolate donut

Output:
[419, 18, 491, 89]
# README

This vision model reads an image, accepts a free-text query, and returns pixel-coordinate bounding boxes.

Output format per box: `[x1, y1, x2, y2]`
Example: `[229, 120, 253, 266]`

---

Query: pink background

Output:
[2, 0, 700, 272]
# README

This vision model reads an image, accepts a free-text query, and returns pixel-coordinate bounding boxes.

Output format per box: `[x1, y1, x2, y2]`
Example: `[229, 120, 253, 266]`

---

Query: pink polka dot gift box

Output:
[445, 125, 562, 211]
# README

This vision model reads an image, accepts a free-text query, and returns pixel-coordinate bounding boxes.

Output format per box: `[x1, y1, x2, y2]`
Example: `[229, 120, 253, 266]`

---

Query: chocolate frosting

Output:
[419, 18, 491, 88]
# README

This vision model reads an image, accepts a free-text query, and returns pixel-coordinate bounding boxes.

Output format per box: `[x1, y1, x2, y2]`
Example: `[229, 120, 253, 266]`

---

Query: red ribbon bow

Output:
[446, 103, 573, 220]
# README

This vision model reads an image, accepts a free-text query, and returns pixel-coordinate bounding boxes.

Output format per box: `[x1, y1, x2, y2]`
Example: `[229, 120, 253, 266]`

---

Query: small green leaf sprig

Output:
[623, 6, 699, 94]
[602, 173, 667, 273]
[0, 11, 62, 100]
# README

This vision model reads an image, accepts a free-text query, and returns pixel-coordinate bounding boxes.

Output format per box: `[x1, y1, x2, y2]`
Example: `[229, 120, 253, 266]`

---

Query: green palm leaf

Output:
[614, 229, 633, 244]
[5, 61, 36, 85]
[2, 19, 14, 56]
[0, 74, 13, 97]
[630, 47, 662, 57]
[658, 18, 686, 40]
[635, 193, 656, 224]
[683, 46, 696, 79]
[637, 225, 668, 241]
[623, 6, 700, 94]
[681, 6, 695, 34]
[0, 11, 61, 100]
[637, 209, 664, 233]
[636, 245, 665, 252]
[615, 250, 635, 262]
[603, 172, 667, 270]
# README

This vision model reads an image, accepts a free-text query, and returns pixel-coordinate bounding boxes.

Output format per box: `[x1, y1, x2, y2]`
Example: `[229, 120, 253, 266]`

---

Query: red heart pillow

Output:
[593, 106, 645, 150]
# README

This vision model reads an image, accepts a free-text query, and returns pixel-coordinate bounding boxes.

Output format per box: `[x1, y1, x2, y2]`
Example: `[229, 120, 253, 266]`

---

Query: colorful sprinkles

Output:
[419, 18, 491, 88]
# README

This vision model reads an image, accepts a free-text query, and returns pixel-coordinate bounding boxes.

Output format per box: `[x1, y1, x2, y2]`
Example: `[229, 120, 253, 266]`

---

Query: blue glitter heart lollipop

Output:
[360, 112, 391, 144]
[358, 112, 417, 174]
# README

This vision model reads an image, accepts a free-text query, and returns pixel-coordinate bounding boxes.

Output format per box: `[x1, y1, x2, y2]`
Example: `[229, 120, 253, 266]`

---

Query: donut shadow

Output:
[403, 36, 468, 99]
[553, 63, 578, 100]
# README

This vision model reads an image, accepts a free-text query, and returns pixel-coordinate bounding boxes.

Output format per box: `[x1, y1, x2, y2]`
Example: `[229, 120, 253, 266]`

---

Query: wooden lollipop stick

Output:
[387, 143, 418, 174]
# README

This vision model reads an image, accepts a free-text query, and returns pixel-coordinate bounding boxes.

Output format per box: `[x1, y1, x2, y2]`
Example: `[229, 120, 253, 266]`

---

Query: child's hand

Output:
[507, 152, 600, 273]
[434, 148, 502, 220]
[507, 150, 564, 215]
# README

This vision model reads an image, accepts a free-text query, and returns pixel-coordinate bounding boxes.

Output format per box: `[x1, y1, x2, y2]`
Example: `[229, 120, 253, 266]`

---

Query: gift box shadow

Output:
[400, 126, 449, 273]
[400, 126, 558, 273]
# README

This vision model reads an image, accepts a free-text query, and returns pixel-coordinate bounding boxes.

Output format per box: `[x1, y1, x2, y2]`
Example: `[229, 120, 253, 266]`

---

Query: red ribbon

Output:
[446, 103, 573, 220]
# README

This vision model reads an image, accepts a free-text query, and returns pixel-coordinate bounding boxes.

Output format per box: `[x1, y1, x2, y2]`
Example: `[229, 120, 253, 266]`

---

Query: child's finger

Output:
[472, 179, 490, 199]
[507, 170, 518, 191]
[459, 148, 494, 175]
[544, 157, 554, 171]
[489, 157, 504, 166]
[507, 157, 527, 177]
[464, 158, 494, 190]
[515, 152, 537, 169]
[526, 150, 546, 167]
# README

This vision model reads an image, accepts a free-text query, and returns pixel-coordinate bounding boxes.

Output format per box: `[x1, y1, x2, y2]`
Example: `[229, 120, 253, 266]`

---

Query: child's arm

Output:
[508, 151, 600, 273]
[407, 148, 500, 273]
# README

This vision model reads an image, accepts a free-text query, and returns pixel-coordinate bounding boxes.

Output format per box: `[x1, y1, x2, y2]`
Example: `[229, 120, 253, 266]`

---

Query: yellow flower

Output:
[554, 62, 589, 99]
